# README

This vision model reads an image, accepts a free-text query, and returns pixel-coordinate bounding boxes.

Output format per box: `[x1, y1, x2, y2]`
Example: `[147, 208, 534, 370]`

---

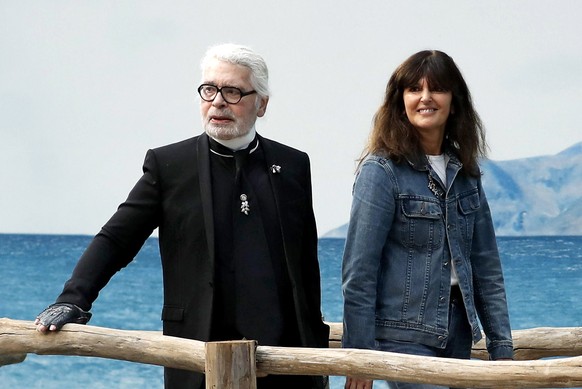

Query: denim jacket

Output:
[342, 153, 513, 360]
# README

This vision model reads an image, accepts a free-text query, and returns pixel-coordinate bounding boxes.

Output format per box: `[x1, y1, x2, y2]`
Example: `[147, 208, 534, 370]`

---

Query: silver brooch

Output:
[240, 194, 250, 215]
[270, 165, 281, 174]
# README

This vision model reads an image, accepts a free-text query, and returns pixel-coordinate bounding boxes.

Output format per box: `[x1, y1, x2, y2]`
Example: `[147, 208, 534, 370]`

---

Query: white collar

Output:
[209, 127, 256, 151]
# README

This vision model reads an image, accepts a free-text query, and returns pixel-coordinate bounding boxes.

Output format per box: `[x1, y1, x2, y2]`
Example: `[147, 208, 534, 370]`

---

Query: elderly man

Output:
[35, 43, 329, 389]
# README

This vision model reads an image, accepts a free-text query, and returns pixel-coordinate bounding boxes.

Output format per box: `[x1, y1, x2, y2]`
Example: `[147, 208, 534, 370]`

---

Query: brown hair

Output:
[363, 50, 486, 176]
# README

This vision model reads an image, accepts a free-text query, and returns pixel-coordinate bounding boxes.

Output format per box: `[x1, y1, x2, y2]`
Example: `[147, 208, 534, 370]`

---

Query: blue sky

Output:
[1, 1, 581, 235]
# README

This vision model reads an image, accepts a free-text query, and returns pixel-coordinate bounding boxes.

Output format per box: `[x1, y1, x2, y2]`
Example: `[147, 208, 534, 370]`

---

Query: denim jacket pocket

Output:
[457, 190, 480, 241]
[399, 198, 443, 248]
[458, 190, 480, 215]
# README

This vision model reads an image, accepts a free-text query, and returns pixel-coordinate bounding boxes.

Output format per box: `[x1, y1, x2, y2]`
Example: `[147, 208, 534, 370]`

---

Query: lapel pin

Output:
[240, 194, 250, 215]
[270, 165, 281, 174]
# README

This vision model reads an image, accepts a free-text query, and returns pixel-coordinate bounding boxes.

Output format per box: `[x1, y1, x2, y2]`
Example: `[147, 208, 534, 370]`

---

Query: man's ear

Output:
[257, 96, 269, 117]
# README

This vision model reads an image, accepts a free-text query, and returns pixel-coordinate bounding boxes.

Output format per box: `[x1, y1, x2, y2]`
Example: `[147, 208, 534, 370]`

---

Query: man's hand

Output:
[35, 303, 92, 333]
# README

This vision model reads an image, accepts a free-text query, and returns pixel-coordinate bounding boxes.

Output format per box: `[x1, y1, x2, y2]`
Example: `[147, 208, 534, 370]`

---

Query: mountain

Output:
[323, 142, 582, 238]
[481, 142, 582, 236]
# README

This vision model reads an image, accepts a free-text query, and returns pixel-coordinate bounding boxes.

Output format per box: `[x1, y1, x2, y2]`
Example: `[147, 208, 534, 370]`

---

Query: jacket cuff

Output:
[488, 342, 514, 360]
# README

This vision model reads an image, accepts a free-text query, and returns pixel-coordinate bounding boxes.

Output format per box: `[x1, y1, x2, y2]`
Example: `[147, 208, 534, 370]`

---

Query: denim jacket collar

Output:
[407, 148, 462, 172]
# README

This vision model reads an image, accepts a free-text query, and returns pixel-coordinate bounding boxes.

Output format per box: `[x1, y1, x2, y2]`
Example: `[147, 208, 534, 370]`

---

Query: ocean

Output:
[1, 234, 582, 388]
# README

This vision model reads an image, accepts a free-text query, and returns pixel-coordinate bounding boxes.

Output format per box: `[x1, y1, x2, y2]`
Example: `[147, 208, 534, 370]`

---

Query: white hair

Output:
[200, 43, 270, 98]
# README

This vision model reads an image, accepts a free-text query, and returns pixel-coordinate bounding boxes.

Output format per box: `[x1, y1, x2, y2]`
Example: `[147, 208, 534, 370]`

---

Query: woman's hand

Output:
[345, 376, 373, 389]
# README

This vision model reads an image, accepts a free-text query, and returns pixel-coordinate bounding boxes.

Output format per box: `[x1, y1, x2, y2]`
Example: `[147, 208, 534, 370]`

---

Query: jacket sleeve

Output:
[56, 150, 162, 311]
[299, 155, 331, 348]
[470, 178, 514, 360]
[342, 159, 395, 350]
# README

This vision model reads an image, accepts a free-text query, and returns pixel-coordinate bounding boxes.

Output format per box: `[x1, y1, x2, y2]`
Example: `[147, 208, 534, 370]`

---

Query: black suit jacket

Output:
[56, 133, 330, 389]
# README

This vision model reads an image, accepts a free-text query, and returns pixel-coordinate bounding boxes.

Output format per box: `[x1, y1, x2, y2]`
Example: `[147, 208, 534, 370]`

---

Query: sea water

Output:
[1, 234, 582, 388]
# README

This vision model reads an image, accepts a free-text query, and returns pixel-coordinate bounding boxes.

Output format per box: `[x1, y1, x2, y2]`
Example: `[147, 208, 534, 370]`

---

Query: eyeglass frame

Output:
[197, 84, 258, 104]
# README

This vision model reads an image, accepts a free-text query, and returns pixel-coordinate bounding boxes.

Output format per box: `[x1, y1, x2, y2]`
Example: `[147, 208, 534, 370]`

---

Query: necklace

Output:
[427, 173, 445, 198]
[426, 154, 447, 199]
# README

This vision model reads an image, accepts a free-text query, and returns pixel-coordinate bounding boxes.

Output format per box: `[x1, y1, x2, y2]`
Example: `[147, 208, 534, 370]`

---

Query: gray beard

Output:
[204, 123, 250, 141]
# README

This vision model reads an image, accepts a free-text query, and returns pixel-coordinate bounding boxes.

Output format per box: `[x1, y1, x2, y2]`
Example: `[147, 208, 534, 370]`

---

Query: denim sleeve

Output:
[342, 159, 396, 350]
[470, 179, 514, 359]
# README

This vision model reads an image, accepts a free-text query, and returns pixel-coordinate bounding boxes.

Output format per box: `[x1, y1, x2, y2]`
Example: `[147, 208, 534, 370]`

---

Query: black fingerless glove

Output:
[36, 303, 92, 330]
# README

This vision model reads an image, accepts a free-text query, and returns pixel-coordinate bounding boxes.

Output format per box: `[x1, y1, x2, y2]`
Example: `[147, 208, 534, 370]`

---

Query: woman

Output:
[342, 50, 513, 389]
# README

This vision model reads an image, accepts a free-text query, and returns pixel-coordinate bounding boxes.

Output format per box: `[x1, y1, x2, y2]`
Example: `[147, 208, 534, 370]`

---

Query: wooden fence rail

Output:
[327, 322, 582, 361]
[2, 318, 582, 388]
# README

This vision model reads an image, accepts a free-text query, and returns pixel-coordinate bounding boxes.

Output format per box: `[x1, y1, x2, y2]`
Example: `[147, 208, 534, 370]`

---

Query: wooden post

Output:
[205, 340, 257, 389]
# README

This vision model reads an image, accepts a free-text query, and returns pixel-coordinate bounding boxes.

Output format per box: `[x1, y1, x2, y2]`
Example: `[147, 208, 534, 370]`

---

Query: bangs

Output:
[400, 55, 455, 92]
